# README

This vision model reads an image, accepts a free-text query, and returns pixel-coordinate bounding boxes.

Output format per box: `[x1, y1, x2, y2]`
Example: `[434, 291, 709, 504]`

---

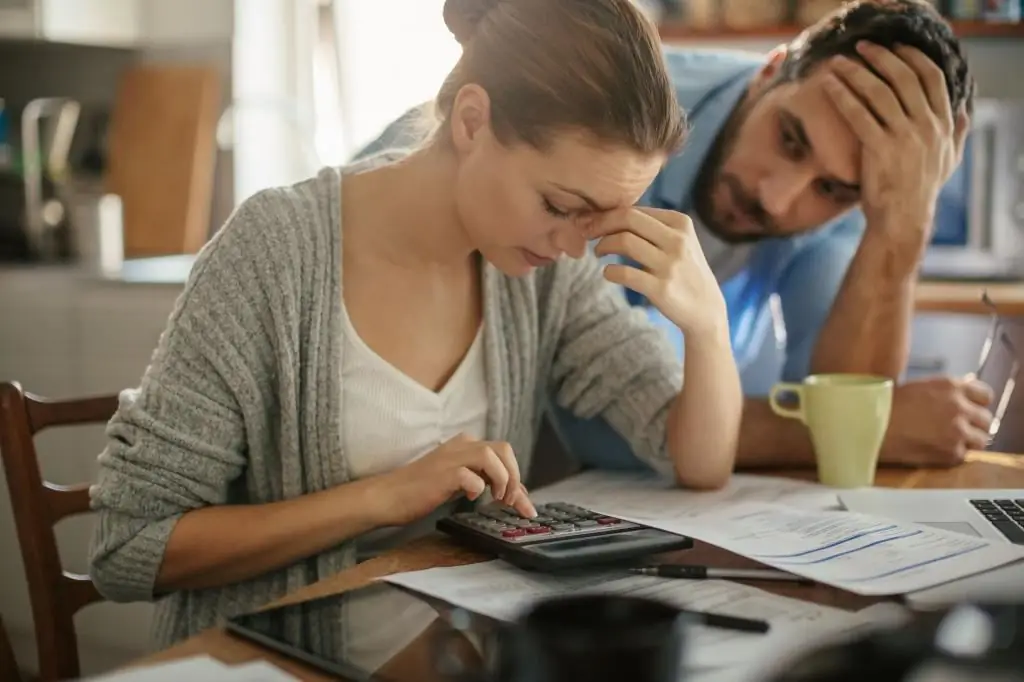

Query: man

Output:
[355, 0, 994, 471]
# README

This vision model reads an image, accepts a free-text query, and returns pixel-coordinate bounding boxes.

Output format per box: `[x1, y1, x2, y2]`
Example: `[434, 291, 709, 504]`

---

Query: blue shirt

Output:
[639, 49, 865, 388]
[352, 48, 866, 472]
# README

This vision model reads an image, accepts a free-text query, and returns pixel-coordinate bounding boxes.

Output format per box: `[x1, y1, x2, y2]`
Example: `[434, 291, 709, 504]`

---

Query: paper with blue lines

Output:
[534, 471, 1024, 596]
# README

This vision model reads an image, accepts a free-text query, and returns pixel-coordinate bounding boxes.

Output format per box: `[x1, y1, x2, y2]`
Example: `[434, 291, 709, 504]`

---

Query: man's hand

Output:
[823, 41, 969, 249]
[881, 376, 994, 467]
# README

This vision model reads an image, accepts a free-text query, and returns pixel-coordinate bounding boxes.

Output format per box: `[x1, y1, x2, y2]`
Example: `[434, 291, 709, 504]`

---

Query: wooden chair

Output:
[0, 381, 118, 681]
[0, 612, 23, 682]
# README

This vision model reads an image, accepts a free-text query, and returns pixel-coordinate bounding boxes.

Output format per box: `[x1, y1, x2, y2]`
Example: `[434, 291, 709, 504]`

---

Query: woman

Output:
[88, 0, 742, 665]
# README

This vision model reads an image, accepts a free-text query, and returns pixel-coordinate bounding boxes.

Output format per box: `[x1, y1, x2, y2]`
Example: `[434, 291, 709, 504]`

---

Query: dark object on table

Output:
[492, 594, 686, 682]
[763, 600, 1024, 682]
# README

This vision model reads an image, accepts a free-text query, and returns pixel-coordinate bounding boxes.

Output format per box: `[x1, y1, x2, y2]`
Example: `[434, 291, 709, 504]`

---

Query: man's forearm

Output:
[811, 226, 926, 378]
[735, 397, 816, 469]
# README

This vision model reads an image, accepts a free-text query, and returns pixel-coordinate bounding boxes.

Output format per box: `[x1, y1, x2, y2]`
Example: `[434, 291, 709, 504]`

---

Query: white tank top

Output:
[340, 303, 488, 673]
[342, 308, 488, 484]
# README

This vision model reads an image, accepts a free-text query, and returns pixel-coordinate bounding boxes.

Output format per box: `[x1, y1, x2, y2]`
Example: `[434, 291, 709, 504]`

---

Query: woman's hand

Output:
[377, 433, 536, 526]
[589, 207, 728, 339]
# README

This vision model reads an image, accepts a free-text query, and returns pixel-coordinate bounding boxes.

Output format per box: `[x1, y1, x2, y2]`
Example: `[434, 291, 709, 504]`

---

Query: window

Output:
[314, 0, 461, 163]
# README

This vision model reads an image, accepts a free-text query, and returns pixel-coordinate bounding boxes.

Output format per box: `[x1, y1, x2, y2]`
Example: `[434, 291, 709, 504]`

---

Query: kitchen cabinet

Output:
[0, 0, 233, 48]
[139, 0, 232, 46]
[0, 0, 141, 47]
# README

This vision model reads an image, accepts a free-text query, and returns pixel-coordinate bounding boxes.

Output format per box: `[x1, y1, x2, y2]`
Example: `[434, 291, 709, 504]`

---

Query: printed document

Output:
[384, 560, 878, 671]
[533, 471, 1024, 595]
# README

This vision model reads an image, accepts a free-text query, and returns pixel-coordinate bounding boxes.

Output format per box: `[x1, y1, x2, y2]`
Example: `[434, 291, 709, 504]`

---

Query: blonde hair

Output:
[433, 0, 687, 155]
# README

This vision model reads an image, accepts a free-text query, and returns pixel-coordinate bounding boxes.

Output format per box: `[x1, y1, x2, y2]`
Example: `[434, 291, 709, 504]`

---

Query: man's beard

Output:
[692, 93, 776, 244]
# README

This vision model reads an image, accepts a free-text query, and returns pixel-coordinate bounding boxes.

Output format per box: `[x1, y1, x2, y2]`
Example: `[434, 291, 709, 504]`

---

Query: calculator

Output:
[436, 501, 693, 572]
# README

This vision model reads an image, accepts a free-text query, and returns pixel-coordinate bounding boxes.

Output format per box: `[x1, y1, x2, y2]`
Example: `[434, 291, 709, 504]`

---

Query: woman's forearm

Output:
[666, 327, 743, 489]
[156, 475, 396, 592]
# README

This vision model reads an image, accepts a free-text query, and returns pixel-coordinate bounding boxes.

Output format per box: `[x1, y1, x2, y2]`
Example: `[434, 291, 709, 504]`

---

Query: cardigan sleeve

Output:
[548, 253, 684, 474]
[87, 191, 285, 603]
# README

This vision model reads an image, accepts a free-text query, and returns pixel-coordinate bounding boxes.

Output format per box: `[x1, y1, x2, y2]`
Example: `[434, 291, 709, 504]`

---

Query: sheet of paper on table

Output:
[532, 471, 1024, 596]
[681, 603, 909, 682]
[84, 656, 299, 682]
[532, 470, 843, 512]
[383, 560, 900, 672]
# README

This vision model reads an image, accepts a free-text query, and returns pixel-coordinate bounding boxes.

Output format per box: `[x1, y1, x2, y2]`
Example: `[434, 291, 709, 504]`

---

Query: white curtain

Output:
[320, 0, 461, 163]
[230, 0, 318, 205]
[230, 0, 462, 205]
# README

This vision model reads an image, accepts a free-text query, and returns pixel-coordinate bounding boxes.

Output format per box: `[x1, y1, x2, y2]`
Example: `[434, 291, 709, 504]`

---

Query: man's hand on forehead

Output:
[821, 40, 969, 244]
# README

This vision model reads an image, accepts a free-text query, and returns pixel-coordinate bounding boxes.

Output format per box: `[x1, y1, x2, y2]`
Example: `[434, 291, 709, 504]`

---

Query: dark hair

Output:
[433, 0, 687, 155]
[780, 0, 975, 115]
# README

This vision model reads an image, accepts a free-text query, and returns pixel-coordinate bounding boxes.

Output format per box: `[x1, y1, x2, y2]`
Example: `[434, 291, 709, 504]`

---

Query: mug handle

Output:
[769, 383, 805, 422]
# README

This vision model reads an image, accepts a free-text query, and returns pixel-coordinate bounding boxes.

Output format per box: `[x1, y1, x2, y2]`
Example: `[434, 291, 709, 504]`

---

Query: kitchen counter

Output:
[3, 259, 1023, 316]
[105, 255, 197, 283]
[0, 255, 196, 286]
[916, 279, 1024, 316]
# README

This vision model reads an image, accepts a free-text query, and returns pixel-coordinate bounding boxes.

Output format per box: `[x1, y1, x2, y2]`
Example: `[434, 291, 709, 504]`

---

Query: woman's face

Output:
[449, 86, 665, 277]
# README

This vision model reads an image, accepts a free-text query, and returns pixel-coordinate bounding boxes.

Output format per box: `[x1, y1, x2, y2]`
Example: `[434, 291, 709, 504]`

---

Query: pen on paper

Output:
[679, 608, 771, 633]
[630, 565, 814, 584]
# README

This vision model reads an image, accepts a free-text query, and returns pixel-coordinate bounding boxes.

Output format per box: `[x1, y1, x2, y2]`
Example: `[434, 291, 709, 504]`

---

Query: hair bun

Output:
[443, 0, 502, 45]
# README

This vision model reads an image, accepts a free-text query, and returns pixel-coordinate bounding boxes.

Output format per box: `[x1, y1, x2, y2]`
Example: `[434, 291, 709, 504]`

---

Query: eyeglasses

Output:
[976, 291, 1019, 441]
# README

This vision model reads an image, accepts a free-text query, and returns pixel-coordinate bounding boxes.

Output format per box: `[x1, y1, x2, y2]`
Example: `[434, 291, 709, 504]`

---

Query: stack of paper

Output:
[383, 560, 908, 677]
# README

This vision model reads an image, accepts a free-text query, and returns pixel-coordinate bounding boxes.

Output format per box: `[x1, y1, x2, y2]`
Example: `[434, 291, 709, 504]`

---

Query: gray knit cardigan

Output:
[87, 162, 683, 658]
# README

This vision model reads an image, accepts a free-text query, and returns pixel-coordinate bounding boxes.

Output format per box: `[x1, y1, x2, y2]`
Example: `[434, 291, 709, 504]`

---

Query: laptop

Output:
[838, 488, 1024, 545]
[838, 488, 1024, 607]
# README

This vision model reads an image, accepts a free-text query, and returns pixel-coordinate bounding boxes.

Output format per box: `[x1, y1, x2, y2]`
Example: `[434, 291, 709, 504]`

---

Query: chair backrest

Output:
[0, 380, 118, 681]
[0, 612, 22, 682]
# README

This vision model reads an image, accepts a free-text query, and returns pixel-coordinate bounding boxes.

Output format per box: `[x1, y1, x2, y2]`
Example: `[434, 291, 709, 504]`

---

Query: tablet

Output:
[225, 581, 501, 681]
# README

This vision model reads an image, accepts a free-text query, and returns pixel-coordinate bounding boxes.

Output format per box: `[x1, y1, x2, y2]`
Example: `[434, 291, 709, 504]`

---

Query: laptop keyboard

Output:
[970, 499, 1024, 544]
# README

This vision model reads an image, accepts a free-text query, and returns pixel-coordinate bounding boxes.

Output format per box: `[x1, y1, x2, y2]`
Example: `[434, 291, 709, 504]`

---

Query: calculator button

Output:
[576, 520, 599, 528]
[502, 529, 527, 538]
[526, 526, 552, 534]
[552, 524, 576, 532]
[597, 517, 621, 525]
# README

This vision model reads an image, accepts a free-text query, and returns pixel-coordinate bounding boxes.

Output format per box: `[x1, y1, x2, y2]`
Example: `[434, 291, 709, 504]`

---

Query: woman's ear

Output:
[449, 84, 493, 156]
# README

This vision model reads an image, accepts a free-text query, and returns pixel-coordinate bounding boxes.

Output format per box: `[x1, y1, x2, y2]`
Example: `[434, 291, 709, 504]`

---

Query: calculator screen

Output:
[529, 529, 658, 557]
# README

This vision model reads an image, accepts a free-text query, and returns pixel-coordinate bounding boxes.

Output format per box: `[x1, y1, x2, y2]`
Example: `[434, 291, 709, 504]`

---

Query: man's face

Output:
[700, 54, 864, 241]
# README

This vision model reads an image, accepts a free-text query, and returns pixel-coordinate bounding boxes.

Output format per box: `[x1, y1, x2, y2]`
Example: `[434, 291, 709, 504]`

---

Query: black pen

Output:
[679, 608, 770, 633]
[629, 565, 814, 585]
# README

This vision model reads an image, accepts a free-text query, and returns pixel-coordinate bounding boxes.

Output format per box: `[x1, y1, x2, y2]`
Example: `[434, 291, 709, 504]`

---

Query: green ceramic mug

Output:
[769, 374, 894, 488]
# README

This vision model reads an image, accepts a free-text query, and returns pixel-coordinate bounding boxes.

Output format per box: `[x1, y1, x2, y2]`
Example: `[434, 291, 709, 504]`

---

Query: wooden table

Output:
[126, 450, 1024, 681]
[916, 280, 1024, 316]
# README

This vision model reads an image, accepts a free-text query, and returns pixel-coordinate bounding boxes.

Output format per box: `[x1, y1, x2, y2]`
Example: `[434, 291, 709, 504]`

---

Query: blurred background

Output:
[0, 0, 1021, 677]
